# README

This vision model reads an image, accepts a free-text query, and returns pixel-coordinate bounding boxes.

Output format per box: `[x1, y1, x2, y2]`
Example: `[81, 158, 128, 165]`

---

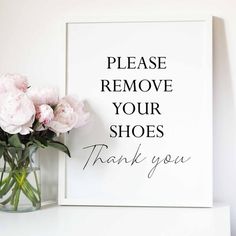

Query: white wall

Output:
[0, 0, 235, 234]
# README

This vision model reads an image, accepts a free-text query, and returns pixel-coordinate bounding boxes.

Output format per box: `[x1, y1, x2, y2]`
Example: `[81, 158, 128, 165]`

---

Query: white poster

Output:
[59, 19, 212, 207]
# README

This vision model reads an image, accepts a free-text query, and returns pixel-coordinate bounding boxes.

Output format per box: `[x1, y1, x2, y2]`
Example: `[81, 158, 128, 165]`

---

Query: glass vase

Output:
[0, 146, 41, 212]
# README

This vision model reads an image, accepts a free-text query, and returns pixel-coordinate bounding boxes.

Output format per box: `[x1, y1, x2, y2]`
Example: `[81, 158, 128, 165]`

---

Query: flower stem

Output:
[0, 194, 12, 205]
[14, 188, 21, 211]
[10, 183, 18, 206]
[0, 160, 6, 189]
[0, 178, 14, 198]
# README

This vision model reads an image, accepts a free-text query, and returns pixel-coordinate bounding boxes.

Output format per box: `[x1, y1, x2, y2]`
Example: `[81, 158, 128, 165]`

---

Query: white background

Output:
[0, 0, 235, 233]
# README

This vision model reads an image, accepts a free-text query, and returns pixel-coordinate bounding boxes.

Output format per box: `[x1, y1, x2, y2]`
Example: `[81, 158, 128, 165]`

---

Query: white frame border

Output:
[58, 16, 213, 206]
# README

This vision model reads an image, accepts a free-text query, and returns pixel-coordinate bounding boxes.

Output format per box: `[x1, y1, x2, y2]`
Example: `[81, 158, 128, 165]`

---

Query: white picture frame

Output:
[59, 17, 212, 207]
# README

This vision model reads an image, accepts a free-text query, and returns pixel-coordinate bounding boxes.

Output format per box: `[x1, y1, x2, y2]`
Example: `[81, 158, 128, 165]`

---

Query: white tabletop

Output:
[0, 203, 231, 236]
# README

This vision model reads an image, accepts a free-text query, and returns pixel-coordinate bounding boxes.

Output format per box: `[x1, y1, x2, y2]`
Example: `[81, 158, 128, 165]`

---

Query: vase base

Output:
[0, 203, 41, 213]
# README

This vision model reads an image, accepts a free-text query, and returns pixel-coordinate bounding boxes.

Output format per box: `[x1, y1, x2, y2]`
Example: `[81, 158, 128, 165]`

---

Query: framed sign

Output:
[59, 18, 212, 207]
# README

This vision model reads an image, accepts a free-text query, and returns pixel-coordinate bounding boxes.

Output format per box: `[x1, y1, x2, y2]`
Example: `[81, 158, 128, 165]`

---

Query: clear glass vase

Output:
[0, 146, 41, 212]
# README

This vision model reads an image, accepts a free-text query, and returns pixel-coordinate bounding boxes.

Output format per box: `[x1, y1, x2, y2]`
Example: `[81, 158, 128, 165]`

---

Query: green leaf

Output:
[26, 141, 33, 147]
[7, 147, 17, 159]
[48, 141, 71, 157]
[0, 140, 6, 147]
[8, 134, 23, 149]
[36, 137, 48, 146]
[33, 138, 47, 148]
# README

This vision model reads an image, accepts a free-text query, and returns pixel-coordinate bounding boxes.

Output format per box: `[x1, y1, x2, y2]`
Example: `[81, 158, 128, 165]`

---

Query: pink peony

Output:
[36, 104, 54, 125]
[0, 91, 35, 134]
[63, 96, 90, 128]
[47, 96, 89, 134]
[0, 73, 28, 93]
[28, 87, 59, 106]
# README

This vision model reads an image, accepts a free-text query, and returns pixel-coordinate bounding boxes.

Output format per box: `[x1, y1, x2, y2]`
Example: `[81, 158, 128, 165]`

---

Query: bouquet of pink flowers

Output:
[0, 74, 89, 212]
